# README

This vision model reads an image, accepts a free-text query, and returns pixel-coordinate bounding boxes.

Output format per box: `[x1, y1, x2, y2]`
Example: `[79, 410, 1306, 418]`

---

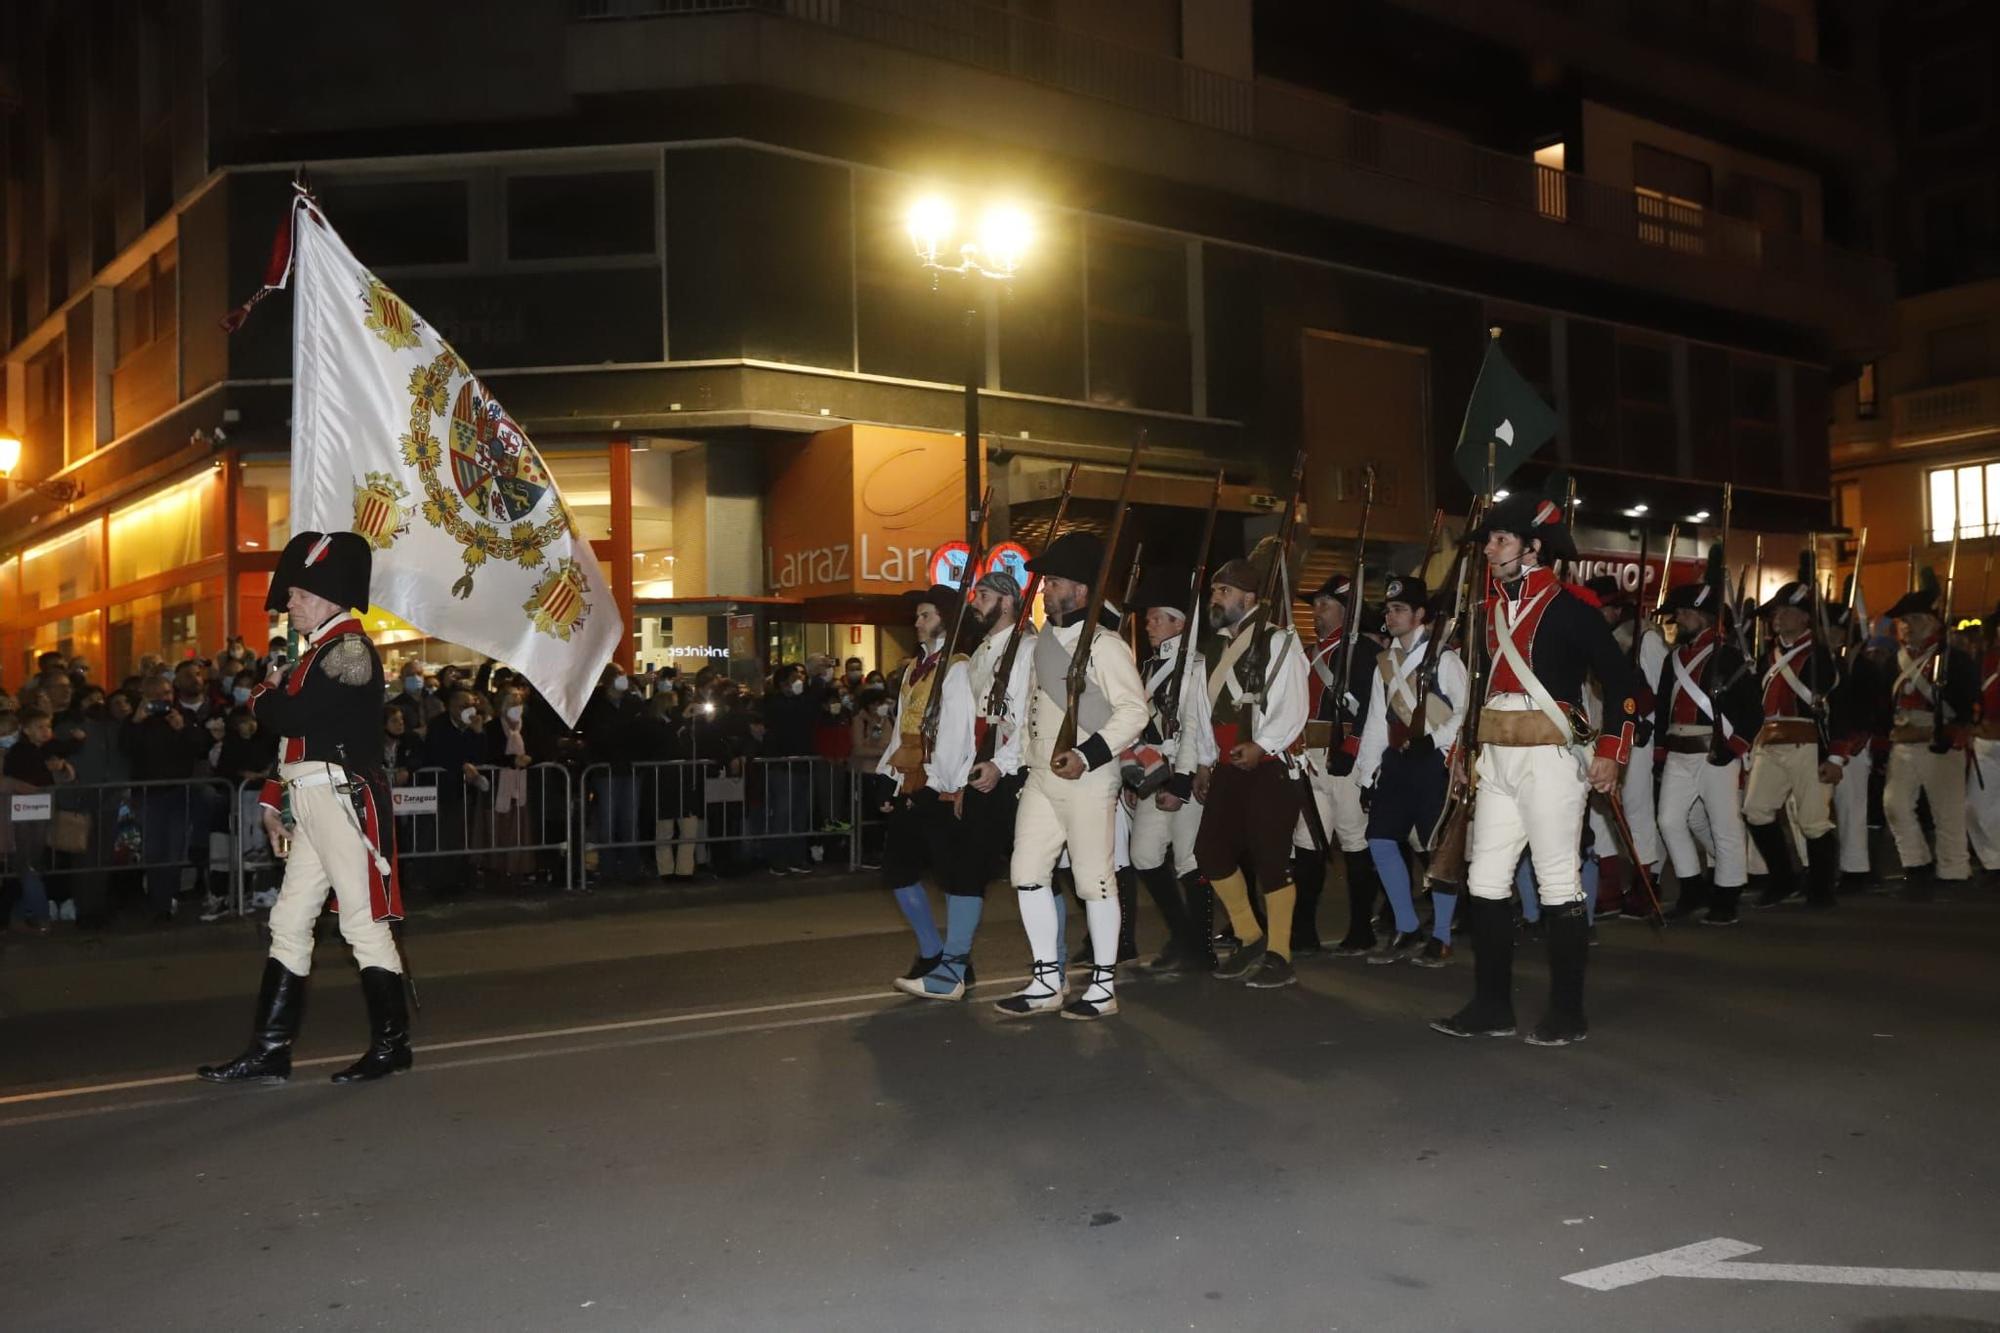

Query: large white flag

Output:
[285, 193, 620, 727]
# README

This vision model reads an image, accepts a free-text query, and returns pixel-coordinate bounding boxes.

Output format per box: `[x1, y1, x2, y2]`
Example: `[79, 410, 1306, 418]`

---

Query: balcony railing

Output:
[571, 0, 1889, 302]
[1893, 378, 2000, 448]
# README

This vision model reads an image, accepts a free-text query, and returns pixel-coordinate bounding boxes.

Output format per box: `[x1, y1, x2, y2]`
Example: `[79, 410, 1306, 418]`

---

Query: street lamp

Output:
[906, 194, 1034, 548]
[0, 435, 83, 503]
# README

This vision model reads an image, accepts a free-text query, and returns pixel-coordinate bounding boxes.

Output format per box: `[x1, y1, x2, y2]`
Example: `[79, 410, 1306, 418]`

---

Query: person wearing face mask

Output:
[850, 685, 895, 869]
[122, 674, 214, 922]
[580, 665, 650, 882]
[3, 709, 73, 935]
[758, 662, 823, 876]
[420, 684, 494, 898]
[486, 688, 541, 882]
[55, 690, 136, 929]
[993, 535, 1149, 1021]
[200, 530, 412, 1087]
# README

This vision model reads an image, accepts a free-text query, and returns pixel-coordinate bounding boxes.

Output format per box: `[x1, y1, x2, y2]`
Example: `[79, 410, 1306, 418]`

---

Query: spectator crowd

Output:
[1, 640, 907, 938]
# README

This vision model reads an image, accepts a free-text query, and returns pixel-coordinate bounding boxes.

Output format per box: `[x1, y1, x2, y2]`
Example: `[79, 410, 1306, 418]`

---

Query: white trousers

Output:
[266, 778, 403, 977]
[1743, 742, 1834, 838]
[1466, 744, 1589, 906]
[1130, 792, 1203, 875]
[1291, 758, 1369, 853]
[1884, 742, 1971, 880]
[1966, 739, 2000, 871]
[1014, 764, 1122, 900]
[1833, 747, 1873, 874]
[1658, 750, 1748, 887]
[1620, 741, 1659, 867]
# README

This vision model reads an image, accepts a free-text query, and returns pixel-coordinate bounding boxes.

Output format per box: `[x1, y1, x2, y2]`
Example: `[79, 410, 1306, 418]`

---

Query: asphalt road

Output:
[3, 875, 1998, 1333]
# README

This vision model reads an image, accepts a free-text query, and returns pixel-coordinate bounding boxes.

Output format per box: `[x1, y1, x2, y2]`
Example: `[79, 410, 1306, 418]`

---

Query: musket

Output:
[1119, 542, 1147, 650]
[1161, 471, 1224, 744]
[910, 483, 992, 791]
[1416, 505, 1445, 583]
[1331, 465, 1378, 744]
[1807, 533, 1837, 761]
[1708, 484, 1734, 757]
[1424, 444, 1495, 885]
[1750, 533, 1766, 662]
[1934, 520, 1962, 738]
[1237, 450, 1310, 704]
[1843, 526, 1869, 665]
[1630, 521, 1651, 667]
[1652, 521, 1679, 616]
[977, 465, 1077, 764]
[1053, 439, 1145, 758]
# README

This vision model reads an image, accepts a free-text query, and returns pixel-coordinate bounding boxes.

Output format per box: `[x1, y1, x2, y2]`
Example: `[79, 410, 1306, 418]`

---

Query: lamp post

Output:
[906, 197, 1033, 548]
[0, 435, 84, 503]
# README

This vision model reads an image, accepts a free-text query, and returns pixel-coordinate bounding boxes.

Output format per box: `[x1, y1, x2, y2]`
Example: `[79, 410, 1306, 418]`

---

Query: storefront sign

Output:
[391, 787, 439, 817]
[765, 425, 980, 599]
[8, 793, 52, 822]
[1570, 551, 1706, 604]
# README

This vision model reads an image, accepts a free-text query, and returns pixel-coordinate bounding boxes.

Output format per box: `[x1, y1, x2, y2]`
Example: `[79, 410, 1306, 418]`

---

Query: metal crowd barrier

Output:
[1, 776, 241, 918]
[576, 756, 858, 890]
[383, 763, 576, 894]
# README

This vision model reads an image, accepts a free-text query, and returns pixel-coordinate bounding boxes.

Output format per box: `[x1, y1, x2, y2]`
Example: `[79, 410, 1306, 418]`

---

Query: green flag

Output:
[1454, 335, 1559, 494]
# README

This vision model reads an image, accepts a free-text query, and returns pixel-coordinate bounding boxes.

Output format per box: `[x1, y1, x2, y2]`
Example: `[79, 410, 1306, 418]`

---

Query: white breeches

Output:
[1291, 758, 1369, 853]
[1466, 744, 1589, 906]
[1658, 749, 1748, 887]
[1014, 765, 1122, 900]
[266, 779, 402, 977]
[1130, 791, 1203, 875]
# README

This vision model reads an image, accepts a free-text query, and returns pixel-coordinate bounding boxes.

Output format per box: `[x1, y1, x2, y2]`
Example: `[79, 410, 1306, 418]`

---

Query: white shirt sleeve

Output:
[926, 660, 976, 794]
[1354, 665, 1390, 788]
[1252, 628, 1309, 756]
[994, 642, 1032, 775]
[1434, 648, 1468, 758]
[875, 693, 903, 779]
[1179, 649, 1218, 769]
[1086, 628, 1151, 762]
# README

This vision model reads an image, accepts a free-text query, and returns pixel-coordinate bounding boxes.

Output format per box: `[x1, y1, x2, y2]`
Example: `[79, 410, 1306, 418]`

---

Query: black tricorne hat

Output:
[1131, 565, 1193, 616]
[1025, 531, 1103, 585]
[1759, 552, 1819, 617]
[265, 531, 372, 614]
[1381, 573, 1430, 610]
[1310, 573, 1354, 603]
[1658, 542, 1727, 618]
[1476, 489, 1577, 564]
[1886, 568, 1941, 620]
[904, 583, 965, 617]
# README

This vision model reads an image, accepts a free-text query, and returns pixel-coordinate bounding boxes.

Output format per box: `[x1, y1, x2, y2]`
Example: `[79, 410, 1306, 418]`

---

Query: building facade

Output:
[1, 0, 1893, 684]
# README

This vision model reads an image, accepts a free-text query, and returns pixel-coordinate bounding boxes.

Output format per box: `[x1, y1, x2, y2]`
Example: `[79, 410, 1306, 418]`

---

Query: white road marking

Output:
[1564, 1238, 2000, 1293]
[0, 974, 1032, 1111]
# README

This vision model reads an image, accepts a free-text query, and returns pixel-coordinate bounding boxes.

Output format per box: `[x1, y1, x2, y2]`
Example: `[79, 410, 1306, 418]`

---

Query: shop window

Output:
[1928, 461, 2000, 541]
[108, 472, 217, 585]
[236, 460, 291, 551]
[28, 611, 102, 683]
[507, 171, 656, 261]
[108, 579, 219, 675]
[312, 177, 470, 268]
[19, 526, 102, 612]
[1086, 222, 1191, 413]
[631, 445, 675, 599]
[543, 451, 613, 541]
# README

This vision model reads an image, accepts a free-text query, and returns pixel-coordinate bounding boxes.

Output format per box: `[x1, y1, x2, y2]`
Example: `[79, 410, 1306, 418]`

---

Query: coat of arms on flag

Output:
[228, 186, 622, 727]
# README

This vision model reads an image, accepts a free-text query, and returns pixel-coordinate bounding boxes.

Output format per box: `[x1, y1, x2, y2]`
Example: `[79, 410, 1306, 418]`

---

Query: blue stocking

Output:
[1431, 890, 1458, 942]
[1369, 839, 1420, 934]
[892, 883, 942, 957]
[1515, 855, 1541, 924]
[1581, 857, 1599, 926]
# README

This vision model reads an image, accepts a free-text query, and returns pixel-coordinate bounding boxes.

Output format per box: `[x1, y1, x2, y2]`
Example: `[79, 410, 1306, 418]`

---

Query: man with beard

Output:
[1429, 495, 1642, 1048]
[1193, 543, 1310, 990]
[1120, 565, 1219, 974]
[895, 570, 1030, 1000]
[877, 585, 978, 990]
[1293, 572, 1385, 957]
[993, 534, 1149, 1021]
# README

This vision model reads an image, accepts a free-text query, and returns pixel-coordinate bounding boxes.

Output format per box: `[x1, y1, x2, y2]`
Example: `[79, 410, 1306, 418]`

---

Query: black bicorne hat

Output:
[1025, 531, 1103, 585]
[1381, 573, 1430, 610]
[1885, 568, 1941, 620]
[1310, 572, 1353, 603]
[1658, 542, 1726, 618]
[1759, 551, 1819, 616]
[1131, 565, 1193, 616]
[1476, 489, 1577, 564]
[265, 531, 372, 614]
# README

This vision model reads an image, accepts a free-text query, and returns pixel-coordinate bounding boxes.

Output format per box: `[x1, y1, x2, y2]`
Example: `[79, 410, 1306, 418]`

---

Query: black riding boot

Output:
[1290, 849, 1327, 955]
[1333, 850, 1382, 955]
[1527, 901, 1589, 1046]
[1748, 821, 1799, 908]
[1114, 867, 1140, 964]
[330, 967, 414, 1084]
[1140, 863, 1194, 970]
[198, 958, 307, 1084]
[1183, 873, 1218, 971]
[1430, 897, 1516, 1037]
[1667, 871, 1711, 920]
[1804, 832, 1839, 909]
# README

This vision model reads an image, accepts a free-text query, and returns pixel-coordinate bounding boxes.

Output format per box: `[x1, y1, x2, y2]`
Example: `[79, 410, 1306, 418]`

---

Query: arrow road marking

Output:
[1564, 1239, 2000, 1294]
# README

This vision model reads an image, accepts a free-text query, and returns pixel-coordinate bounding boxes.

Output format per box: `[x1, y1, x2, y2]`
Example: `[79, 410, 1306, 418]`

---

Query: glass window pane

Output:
[107, 579, 219, 675]
[996, 212, 1084, 400]
[26, 609, 102, 682]
[1985, 465, 2000, 540]
[631, 446, 674, 599]
[109, 472, 219, 585]
[237, 461, 291, 552]
[1958, 465, 1982, 540]
[1930, 468, 1957, 543]
[312, 178, 470, 268]
[19, 527, 102, 611]
[507, 171, 656, 261]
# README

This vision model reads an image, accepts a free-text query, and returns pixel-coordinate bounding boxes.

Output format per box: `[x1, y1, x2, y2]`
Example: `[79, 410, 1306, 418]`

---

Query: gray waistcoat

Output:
[1035, 625, 1112, 734]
